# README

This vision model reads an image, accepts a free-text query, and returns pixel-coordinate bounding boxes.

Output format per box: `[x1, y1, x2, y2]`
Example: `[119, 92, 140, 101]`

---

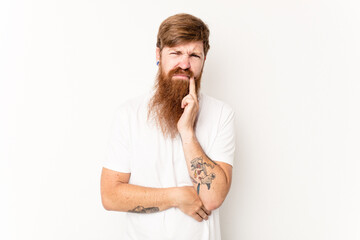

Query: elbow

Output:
[203, 198, 225, 211]
[202, 188, 230, 211]
[101, 182, 127, 212]
[101, 194, 112, 211]
[202, 187, 230, 211]
[101, 189, 117, 211]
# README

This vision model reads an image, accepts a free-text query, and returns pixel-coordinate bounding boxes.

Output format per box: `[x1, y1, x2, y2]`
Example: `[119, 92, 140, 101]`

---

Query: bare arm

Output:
[181, 135, 232, 211]
[100, 167, 211, 221]
[177, 77, 233, 211]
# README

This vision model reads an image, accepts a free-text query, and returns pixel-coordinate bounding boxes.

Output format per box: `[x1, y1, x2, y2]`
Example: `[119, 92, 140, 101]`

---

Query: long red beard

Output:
[147, 64, 202, 139]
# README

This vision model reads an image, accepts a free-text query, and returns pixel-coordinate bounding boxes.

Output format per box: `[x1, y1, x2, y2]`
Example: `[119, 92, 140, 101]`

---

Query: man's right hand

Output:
[174, 186, 211, 222]
[101, 168, 211, 221]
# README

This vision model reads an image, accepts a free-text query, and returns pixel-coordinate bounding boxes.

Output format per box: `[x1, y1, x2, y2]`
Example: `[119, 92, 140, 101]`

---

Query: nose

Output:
[179, 55, 191, 70]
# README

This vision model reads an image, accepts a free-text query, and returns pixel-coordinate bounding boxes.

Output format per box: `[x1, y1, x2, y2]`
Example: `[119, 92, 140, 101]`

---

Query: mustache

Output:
[168, 67, 195, 79]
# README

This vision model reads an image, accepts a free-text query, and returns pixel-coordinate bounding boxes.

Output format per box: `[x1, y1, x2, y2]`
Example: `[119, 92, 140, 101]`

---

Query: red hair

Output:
[156, 13, 210, 56]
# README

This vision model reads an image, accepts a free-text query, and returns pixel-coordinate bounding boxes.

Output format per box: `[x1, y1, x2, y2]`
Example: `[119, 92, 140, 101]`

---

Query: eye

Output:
[191, 54, 201, 58]
[170, 52, 181, 55]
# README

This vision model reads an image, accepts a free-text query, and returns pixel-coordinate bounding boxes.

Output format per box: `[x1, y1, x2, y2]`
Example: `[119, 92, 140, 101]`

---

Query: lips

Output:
[173, 74, 190, 79]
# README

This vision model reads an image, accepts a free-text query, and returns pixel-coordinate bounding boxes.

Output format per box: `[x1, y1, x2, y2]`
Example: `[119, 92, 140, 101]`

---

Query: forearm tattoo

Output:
[128, 206, 159, 213]
[190, 156, 216, 194]
[190, 176, 198, 184]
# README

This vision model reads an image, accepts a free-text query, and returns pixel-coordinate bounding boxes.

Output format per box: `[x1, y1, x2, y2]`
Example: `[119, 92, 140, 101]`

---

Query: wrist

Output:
[168, 187, 180, 208]
[179, 130, 196, 143]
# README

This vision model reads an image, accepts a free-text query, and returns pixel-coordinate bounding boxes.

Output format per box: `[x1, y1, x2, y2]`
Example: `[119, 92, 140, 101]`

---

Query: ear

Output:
[156, 47, 161, 62]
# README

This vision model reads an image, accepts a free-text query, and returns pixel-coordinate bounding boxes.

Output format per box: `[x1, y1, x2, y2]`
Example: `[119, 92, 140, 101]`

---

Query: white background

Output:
[1, 0, 359, 239]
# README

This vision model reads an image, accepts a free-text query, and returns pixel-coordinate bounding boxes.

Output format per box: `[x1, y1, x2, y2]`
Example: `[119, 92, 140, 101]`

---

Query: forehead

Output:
[164, 41, 204, 54]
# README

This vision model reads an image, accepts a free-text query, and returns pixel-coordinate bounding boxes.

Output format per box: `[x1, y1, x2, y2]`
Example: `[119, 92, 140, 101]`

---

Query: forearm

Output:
[181, 134, 230, 211]
[101, 183, 177, 213]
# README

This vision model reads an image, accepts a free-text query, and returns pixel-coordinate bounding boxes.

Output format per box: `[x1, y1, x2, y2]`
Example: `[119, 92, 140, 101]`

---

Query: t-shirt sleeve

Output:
[103, 106, 132, 173]
[207, 104, 236, 166]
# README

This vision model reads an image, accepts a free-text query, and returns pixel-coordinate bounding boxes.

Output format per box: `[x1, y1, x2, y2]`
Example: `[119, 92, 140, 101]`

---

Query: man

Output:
[101, 13, 235, 240]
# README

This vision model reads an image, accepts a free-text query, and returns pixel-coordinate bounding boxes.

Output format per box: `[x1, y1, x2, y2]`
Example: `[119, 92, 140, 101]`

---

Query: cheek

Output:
[161, 63, 172, 73]
[163, 59, 178, 71]
[192, 62, 203, 75]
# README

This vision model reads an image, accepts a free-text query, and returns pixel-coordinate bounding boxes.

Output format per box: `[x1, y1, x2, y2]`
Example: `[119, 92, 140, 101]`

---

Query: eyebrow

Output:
[191, 52, 203, 56]
[169, 49, 203, 57]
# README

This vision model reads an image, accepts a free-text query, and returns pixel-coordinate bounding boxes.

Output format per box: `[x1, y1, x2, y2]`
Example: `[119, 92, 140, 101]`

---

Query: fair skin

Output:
[177, 76, 232, 210]
[155, 41, 205, 80]
[101, 41, 232, 221]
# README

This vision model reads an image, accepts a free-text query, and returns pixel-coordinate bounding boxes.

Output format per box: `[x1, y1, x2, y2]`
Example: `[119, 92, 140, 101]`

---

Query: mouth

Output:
[172, 74, 190, 80]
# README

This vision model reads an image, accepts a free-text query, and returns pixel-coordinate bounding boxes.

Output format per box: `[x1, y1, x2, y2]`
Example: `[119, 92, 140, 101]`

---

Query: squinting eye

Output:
[191, 55, 200, 58]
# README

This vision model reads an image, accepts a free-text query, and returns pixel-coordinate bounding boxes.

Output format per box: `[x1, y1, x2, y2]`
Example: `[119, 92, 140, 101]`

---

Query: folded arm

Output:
[181, 134, 232, 211]
[177, 77, 233, 211]
[100, 167, 211, 221]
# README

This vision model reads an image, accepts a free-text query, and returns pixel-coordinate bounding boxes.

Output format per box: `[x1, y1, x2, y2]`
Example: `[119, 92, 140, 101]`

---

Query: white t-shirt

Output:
[104, 90, 235, 240]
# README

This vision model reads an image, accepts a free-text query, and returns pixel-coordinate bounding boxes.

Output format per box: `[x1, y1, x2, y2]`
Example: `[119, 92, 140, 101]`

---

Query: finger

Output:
[197, 209, 209, 220]
[189, 76, 196, 97]
[201, 206, 211, 216]
[181, 95, 194, 108]
[181, 96, 189, 108]
[193, 213, 203, 222]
